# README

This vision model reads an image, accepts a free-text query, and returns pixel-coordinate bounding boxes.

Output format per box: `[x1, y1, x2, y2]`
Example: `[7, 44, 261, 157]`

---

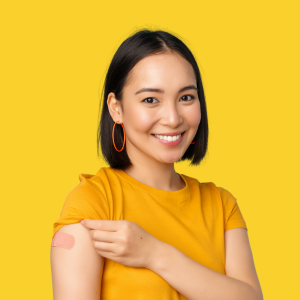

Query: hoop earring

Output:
[112, 121, 126, 152]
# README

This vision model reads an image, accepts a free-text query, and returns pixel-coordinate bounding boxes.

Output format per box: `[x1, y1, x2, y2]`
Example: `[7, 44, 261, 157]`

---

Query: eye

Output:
[141, 94, 195, 104]
[180, 94, 195, 101]
[141, 97, 158, 104]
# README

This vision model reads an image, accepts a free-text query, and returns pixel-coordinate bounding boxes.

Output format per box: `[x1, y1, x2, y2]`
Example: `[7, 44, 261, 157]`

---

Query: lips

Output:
[151, 131, 185, 146]
[151, 131, 185, 137]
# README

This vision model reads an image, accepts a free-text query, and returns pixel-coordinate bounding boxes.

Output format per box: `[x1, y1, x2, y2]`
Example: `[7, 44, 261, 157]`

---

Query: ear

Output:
[107, 92, 123, 123]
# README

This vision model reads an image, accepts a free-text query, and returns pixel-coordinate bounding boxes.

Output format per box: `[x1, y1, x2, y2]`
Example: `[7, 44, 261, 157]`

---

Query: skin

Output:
[107, 50, 201, 191]
[81, 219, 162, 269]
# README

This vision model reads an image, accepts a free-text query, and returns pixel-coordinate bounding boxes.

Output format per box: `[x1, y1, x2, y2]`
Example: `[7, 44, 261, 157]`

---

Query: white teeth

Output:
[154, 133, 182, 141]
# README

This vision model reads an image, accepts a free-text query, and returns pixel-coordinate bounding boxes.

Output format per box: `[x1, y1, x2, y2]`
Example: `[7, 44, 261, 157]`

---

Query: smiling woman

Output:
[99, 31, 207, 170]
[51, 29, 263, 300]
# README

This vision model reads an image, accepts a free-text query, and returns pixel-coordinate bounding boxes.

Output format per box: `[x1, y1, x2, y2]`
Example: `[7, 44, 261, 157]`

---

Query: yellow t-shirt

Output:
[53, 167, 247, 300]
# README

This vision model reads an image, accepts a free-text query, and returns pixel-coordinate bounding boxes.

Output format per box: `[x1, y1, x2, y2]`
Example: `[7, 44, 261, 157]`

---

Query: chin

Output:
[155, 154, 182, 164]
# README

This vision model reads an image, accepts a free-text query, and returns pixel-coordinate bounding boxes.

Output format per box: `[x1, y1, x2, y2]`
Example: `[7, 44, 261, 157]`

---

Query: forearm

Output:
[149, 241, 259, 300]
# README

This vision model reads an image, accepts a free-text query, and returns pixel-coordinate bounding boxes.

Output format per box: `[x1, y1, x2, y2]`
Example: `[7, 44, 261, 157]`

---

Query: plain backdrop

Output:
[1, 1, 299, 299]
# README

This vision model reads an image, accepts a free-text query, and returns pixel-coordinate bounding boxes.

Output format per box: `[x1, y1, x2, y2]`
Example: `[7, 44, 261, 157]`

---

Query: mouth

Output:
[151, 131, 186, 146]
[151, 131, 186, 137]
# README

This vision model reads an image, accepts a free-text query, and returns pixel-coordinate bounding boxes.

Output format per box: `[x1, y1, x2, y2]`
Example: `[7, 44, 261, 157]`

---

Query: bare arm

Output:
[50, 222, 104, 300]
[148, 228, 263, 300]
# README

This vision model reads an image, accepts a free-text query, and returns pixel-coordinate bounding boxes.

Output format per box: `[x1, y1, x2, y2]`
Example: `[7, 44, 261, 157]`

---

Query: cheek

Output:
[124, 106, 155, 134]
[185, 102, 201, 128]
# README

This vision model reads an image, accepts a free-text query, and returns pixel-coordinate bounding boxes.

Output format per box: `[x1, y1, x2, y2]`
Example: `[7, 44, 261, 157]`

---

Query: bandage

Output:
[51, 232, 75, 250]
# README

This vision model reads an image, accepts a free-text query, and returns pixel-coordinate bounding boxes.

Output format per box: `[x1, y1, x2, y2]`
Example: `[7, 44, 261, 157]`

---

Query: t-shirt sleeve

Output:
[52, 173, 110, 239]
[217, 186, 248, 232]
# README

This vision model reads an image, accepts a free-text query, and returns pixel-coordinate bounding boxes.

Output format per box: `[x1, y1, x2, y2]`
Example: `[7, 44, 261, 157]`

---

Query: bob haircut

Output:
[97, 29, 209, 170]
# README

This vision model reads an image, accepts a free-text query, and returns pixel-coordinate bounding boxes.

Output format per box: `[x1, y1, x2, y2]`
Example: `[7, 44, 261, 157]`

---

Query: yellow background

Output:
[1, 0, 299, 299]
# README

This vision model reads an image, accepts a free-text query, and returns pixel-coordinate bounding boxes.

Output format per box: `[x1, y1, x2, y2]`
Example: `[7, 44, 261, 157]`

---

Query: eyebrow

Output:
[135, 85, 198, 95]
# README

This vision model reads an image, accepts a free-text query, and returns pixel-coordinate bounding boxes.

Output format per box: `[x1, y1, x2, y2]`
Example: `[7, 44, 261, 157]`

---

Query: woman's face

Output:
[109, 51, 201, 165]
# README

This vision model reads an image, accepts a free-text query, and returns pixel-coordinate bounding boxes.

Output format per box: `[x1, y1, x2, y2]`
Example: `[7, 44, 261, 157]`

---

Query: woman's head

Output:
[97, 29, 208, 170]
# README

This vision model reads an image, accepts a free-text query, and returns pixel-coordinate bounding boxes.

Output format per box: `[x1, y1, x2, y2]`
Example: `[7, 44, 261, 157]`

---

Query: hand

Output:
[81, 219, 161, 269]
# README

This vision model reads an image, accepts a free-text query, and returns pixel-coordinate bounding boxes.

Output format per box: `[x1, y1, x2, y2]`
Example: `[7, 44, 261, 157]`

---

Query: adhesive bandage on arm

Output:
[51, 232, 75, 250]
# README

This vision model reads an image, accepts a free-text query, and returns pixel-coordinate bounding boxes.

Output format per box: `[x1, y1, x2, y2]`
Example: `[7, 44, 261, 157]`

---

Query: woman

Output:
[51, 29, 263, 300]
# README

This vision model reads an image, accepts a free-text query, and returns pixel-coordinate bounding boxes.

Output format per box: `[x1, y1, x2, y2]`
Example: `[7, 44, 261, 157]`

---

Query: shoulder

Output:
[197, 181, 242, 215]
[65, 167, 114, 209]
[66, 167, 111, 202]
[181, 175, 229, 200]
[200, 181, 238, 206]
[180, 175, 241, 214]
[93, 166, 123, 190]
[53, 167, 111, 239]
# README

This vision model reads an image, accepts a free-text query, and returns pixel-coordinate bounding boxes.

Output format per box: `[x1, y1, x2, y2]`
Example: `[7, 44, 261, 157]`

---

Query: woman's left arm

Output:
[149, 228, 264, 300]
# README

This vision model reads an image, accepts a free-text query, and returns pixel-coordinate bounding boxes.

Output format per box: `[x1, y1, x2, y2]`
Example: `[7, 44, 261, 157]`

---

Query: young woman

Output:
[51, 29, 263, 300]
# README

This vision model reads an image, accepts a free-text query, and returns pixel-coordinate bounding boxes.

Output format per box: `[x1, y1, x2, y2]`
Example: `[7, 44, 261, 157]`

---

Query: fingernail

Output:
[80, 220, 84, 225]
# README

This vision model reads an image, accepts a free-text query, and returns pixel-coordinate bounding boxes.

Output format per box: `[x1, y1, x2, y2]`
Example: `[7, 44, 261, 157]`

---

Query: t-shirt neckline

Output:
[111, 168, 190, 203]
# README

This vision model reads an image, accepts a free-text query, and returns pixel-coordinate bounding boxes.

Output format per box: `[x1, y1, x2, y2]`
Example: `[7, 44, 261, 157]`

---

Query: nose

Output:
[160, 101, 184, 128]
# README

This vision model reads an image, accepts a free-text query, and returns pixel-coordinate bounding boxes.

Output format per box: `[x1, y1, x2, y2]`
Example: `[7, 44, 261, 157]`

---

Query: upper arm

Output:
[225, 228, 263, 300]
[51, 222, 104, 300]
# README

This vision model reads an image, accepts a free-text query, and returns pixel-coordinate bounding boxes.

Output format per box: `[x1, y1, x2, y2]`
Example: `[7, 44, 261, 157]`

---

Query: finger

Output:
[90, 229, 118, 243]
[94, 240, 115, 253]
[96, 249, 115, 260]
[81, 219, 123, 231]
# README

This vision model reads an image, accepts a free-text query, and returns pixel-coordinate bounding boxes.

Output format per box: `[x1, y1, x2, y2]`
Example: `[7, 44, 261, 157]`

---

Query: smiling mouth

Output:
[151, 131, 186, 145]
[151, 131, 186, 137]
[151, 131, 186, 141]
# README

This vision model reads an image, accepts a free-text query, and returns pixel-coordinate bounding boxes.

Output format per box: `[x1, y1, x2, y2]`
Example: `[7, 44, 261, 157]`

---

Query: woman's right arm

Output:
[51, 222, 104, 300]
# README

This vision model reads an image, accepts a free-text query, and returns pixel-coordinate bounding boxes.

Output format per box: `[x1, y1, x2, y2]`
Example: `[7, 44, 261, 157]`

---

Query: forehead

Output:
[124, 52, 196, 91]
